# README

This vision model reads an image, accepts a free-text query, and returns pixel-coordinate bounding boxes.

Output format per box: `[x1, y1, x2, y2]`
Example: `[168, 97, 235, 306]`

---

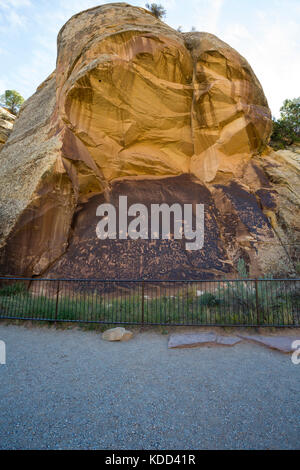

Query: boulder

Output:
[0, 3, 298, 279]
[102, 327, 133, 342]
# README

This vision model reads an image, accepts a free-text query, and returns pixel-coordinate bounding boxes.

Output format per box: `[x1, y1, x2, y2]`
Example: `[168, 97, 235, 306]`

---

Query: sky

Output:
[0, 0, 299, 117]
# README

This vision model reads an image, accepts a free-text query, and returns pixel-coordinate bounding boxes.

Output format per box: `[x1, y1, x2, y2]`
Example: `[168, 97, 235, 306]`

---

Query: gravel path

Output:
[0, 324, 299, 450]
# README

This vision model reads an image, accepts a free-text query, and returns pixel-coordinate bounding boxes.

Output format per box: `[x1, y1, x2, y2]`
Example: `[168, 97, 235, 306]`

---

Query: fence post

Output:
[54, 280, 60, 324]
[141, 280, 145, 327]
[255, 278, 260, 326]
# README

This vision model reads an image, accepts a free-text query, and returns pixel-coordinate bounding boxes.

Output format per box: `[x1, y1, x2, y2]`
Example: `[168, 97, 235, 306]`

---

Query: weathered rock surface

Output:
[0, 3, 298, 278]
[238, 334, 299, 353]
[102, 327, 133, 341]
[256, 146, 300, 271]
[168, 332, 241, 348]
[0, 107, 15, 151]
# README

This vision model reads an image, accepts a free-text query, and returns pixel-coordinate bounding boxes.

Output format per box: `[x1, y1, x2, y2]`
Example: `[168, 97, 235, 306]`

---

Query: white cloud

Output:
[1, 45, 56, 98]
[0, 0, 31, 33]
[221, 10, 300, 116]
[0, 78, 8, 92]
[193, 0, 225, 34]
[0, 0, 31, 8]
[159, 0, 177, 9]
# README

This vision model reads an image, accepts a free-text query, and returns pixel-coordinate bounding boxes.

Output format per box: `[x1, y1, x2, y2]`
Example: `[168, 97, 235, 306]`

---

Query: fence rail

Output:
[0, 277, 299, 327]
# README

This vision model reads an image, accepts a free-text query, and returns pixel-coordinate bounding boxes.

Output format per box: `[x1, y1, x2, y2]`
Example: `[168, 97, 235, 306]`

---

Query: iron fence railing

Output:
[0, 277, 299, 327]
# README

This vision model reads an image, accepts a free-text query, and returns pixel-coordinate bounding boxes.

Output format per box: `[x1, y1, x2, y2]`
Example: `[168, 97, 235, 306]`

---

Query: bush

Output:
[237, 258, 248, 278]
[0, 282, 27, 297]
[197, 292, 219, 306]
[145, 3, 166, 19]
[270, 97, 300, 149]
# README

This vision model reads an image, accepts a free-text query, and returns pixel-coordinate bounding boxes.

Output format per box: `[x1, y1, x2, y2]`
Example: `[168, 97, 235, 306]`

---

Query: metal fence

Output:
[0, 277, 299, 327]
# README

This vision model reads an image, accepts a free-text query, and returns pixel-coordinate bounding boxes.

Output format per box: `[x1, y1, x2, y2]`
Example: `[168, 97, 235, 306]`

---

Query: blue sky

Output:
[0, 0, 299, 116]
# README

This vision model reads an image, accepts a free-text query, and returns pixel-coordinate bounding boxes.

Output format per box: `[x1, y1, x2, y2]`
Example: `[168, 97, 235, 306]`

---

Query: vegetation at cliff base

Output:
[0, 275, 298, 327]
[0, 89, 24, 115]
[270, 97, 300, 149]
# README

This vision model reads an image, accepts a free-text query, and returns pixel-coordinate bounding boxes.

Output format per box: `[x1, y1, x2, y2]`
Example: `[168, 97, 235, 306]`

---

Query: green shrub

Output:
[197, 292, 219, 306]
[0, 279, 297, 326]
[145, 3, 166, 19]
[0, 282, 27, 297]
[237, 258, 248, 278]
[270, 97, 300, 149]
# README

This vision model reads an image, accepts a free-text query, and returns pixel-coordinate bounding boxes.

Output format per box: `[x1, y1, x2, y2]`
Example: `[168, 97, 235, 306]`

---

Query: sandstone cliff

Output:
[0, 3, 298, 279]
[0, 107, 15, 151]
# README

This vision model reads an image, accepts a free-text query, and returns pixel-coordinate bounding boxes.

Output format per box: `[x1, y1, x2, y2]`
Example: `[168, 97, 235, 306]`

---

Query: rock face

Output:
[0, 3, 298, 279]
[0, 107, 15, 151]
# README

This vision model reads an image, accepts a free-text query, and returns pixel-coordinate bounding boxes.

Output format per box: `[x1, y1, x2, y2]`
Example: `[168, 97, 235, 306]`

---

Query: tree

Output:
[0, 90, 25, 115]
[145, 3, 166, 19]
[270, 97, 300, 149]
[279, 97, 300, 134]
